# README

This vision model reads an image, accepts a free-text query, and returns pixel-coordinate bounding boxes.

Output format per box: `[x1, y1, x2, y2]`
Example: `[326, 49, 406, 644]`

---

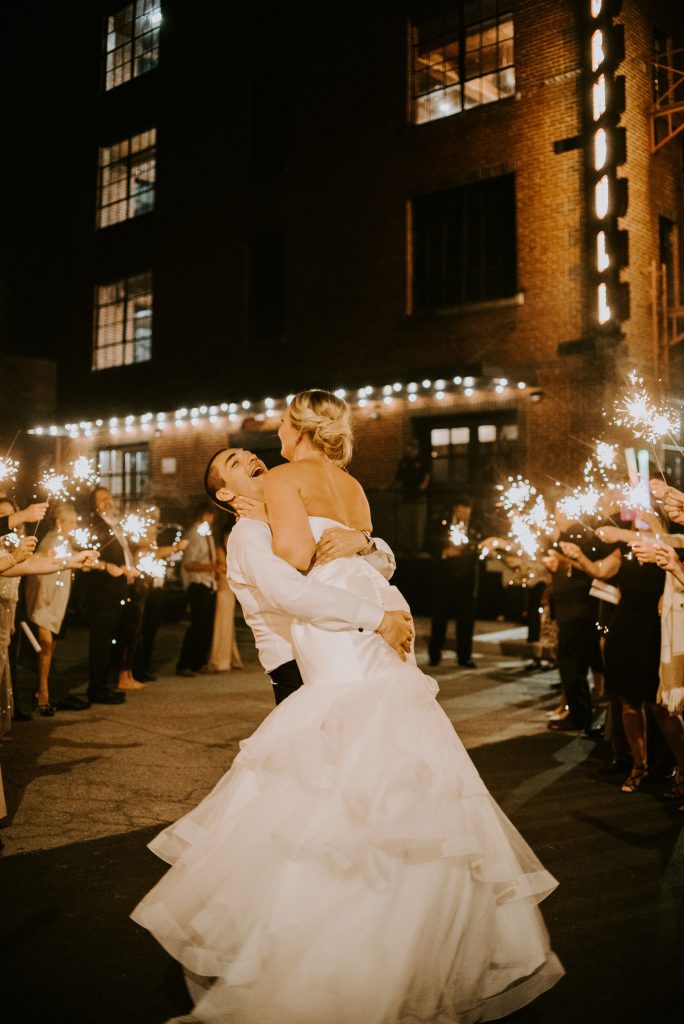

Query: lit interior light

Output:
[357, 388, 366, 398]
[109, 417, 118, 427]
[438, 98, 452, 114]
[383, 384, 393, 395]
[242, 400, 251, 410]
[150, 8, 162, 26]
[209, 405, 219, 415]
[220, 403, 228, 412]
[594, 128, 607, 170]
[422, 379, 432, 388]
[463, 376, 475, 388]
[191, 408, 199, 418]
[364, 386, 374, 395]
[591, 0, 603, 17]
[434, 379, 446, 390]
[408, 393, 417, 403]
[199, 406, 208, 414]
[591, 29, 605, 73]
[598, 282, 612, 324]
[35, 427, 44, 435]
[407, 382, 418, 393]
[125, 415, 135, 424]
[265, 398, 275, 409]
[596, 230, 610, 271]
[334, 388, 346, 398]
[176, 408, 187, 418]
[593, 74, 606, 120]
[96, 419, 103, 427]
[595, 175, 609, 218]
[393, 382, 402, 392]
[157, 412, 166, 422]
[517, 381, 526, 390]
[453, 376, 463, 385]
[464, 387, 474, 397]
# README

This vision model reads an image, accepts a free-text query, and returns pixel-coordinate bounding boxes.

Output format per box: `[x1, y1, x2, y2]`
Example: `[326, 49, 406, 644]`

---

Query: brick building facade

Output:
[5, 0, 684, 548]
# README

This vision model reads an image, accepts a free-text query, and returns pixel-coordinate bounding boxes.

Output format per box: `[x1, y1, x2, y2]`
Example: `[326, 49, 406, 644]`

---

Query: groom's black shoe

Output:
[89, 690, 125, 705]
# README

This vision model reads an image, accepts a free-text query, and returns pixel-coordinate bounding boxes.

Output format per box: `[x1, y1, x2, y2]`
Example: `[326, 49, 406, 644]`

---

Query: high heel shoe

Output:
[33, 694, 56, 717]
[621, 763, 647, 793]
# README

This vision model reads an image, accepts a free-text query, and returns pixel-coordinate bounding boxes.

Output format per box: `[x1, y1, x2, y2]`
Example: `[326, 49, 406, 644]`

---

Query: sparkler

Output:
[197, 520, 213, 537]
[69, 527, 101, 551]
[120, 512, 155, 543]
[69, 456, 99, 490]
[0, 457, 19, 484]
[136, 552, 167, 580]
[3, 532, 20, 548]
[52, 537, 73, 561]
[497, 477, 554, 559]
[38, 470, 70, 501]
[449, 522, 469, 546]
[612, 371, 679, 445]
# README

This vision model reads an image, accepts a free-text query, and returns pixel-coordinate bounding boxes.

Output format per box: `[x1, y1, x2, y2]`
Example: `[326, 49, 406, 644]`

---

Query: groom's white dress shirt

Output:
[227, 519, 395, 673]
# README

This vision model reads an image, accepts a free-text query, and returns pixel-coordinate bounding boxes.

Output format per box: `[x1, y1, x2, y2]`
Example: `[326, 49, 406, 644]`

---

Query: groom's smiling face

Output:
[214, 449, 268, 506]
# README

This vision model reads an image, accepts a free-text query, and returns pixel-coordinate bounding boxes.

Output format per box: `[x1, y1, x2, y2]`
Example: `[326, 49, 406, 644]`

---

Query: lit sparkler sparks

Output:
[69, 527, 101, 550]
[497, 477, 536, 514]
[197, 520, 213, 537]
[120, 512, 155, 543]
[509, 516, 539, 558]
[596, 441, 617, 471]
[39, 470, 70, 500]
[70, 456, 99, 490]
[52, 537, 73, 561]
[0, 457, 19, 484]
[449, 522, 469, 546]
[556, 487, 601, 520]
[612, 371, 679, 444]
[137, 552, 167, 580]
[3, 532, 20, 548]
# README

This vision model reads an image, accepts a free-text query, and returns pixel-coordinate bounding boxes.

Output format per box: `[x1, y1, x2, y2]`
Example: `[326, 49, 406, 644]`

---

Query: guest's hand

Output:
[67, 550, 100, 570]
[662, 486, 684, 524]
[654, 544, 682, 574]
[12, 502, 49, 527]
[596, 526, 621, 543]
[233, 496, 268, 523]
[650, 479, 668, 500]
[631, 541, 658, 564]
[376, 610, 414, 661]
[13, 535, 38, 563]
[478, 536, 506, 554]
[313, 527, 372, 566]
[543, 549, 560, 572]
[559, 541, 582, 561]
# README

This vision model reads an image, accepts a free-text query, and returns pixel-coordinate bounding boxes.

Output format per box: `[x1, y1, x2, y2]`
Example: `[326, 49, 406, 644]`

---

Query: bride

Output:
[132, 389, 564, 1023]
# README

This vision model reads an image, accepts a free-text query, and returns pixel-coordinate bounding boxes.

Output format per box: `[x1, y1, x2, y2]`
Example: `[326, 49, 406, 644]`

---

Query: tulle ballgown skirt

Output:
[132, 654, 563, 1023]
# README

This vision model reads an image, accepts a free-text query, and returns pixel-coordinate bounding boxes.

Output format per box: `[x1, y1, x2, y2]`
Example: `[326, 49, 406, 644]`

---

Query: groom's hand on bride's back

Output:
[313, 527, 373, 566]
[376, 611, 414, 661]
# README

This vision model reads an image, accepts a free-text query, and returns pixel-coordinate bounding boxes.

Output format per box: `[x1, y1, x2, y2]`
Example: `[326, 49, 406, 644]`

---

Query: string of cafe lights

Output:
[28, 375, 529, 440]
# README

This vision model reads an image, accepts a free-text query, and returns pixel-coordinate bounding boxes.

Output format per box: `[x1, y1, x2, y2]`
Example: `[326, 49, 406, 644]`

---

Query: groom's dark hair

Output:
[204, 449, 235, 514]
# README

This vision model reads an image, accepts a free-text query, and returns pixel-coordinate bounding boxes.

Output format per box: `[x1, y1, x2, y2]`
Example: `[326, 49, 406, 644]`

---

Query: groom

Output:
[204, 448, 413, 703]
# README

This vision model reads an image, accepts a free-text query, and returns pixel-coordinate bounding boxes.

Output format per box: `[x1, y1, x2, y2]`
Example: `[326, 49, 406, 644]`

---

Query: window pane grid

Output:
[412, 2, 515, 124]
[97, 128, 156, 229]
[93, 272, 153, 370]
[104, 2, 161, 91]
[98, 445, 149, 507]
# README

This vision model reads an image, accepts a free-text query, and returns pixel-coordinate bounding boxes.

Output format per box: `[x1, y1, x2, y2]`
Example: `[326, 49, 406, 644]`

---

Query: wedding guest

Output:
[428, 497, 480, 668]
[132, 508, 187, 682]
[176, 503, 218, 677]
[24, 503, 78, 716]
[394, 439, 430, 555]
[0, 502, 48, 536]
[205, 524, 243, 673]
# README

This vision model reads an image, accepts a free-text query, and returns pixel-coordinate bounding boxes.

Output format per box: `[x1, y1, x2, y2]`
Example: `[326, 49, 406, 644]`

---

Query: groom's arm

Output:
[228, 522, 384, 633]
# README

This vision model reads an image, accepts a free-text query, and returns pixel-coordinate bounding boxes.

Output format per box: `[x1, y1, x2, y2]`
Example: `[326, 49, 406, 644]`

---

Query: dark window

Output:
[104, 2, 161, 91]
[653, 29, 672, 146]
[412, 174, 516, 310]
[411, 1, 515, 124]
[93, 272, 153, 370]
[659, 215, 677, 307]
[248, 235, 285, 343]
[97, 445, 149, 507]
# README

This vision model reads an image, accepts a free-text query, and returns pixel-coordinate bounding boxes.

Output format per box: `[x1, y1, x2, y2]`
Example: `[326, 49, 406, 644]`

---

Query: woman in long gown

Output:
[132, 390, 564, 1023]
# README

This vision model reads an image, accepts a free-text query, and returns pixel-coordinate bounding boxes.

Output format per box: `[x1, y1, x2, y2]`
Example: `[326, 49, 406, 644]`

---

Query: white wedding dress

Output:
[132, 518, 564, 1023]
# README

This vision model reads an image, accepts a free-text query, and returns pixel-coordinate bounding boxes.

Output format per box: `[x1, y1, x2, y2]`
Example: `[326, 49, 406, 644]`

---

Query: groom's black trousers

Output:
[269, 660, 304, 704]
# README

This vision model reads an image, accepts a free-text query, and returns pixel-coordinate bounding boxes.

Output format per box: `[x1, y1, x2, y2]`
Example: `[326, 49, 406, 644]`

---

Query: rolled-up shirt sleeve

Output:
[231, 523, 384, 632]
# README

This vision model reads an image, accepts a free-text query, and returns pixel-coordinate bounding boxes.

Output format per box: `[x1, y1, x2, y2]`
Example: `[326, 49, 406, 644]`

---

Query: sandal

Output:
[621, 763, 648, 793]
[33, 694, 56, 718]
[662, 777, 684, 800]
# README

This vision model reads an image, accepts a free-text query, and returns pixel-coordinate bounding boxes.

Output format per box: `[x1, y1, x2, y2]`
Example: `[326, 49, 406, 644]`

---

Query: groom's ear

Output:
[216, 486, 235, 506]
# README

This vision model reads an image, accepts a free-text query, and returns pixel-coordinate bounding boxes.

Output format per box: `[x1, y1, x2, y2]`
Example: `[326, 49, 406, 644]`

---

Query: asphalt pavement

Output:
[0, 614, 682, 1023]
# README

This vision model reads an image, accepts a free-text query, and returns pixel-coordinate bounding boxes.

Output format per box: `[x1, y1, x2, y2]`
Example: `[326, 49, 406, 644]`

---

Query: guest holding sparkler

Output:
[0, 502, 49, 536]
[24, 503, 79, 715]
[176, 502, 219, 677]
[561, 521, 666, 791]
[206, 523, 243, 673]
[428, 497, 480, 668]
[84, 487, 138, 704]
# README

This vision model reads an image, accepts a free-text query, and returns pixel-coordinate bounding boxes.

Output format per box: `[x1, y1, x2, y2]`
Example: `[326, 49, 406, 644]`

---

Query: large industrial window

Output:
[104, 1, 161, 91]
[97, 445, 149, 507]
[97, 129, 156, 228]
[411, 1, 515, 125]
[412, 174, 516, 310]
[93, 272, 153, 370]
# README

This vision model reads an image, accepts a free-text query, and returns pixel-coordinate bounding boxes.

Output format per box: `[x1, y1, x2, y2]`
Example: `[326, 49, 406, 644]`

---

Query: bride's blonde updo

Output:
[288, 389, 353, 468]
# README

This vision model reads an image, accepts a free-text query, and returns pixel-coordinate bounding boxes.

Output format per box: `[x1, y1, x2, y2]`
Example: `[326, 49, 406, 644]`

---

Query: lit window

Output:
[478, 424, 497, 443]
[594, 127, 607, 169]
[598, 282, 611, 323]
[97, 129, 156, 228]
[593, 74, 606, 120]
[411, 2, 515, 125]
[596, 231, 610, 271]
[98, 444, 149, 507]
[591, 0, 603, 17]
[591, 29, 605, 73]
[93, 272, 153, 370]
[104, 2, 161, 91]
[595, 175, 609, 218]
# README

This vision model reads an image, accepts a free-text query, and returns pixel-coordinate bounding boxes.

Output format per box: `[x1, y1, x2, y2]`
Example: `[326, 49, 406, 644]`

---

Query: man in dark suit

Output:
[428, 497, 481, 668]
[84, 487, 135, 704]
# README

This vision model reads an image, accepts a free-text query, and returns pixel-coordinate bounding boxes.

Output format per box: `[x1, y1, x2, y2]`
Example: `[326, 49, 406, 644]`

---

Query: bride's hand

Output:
[313, 527, 373, 566]
[233, 496, 269, 523]
[376, 610, 414, 661]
